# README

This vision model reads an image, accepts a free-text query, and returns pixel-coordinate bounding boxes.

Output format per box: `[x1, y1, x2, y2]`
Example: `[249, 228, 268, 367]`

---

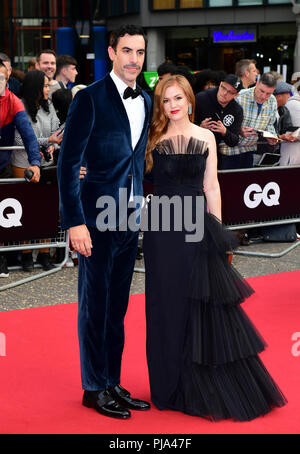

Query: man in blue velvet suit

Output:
[57, 25, 151, 419]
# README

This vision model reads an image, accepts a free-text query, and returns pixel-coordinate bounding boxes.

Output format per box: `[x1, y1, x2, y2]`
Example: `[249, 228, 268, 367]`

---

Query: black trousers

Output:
[0, 163, 13, 179]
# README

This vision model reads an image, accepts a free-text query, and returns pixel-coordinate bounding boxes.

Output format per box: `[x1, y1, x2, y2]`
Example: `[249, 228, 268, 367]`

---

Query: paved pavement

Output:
[0, 240, 299, 312]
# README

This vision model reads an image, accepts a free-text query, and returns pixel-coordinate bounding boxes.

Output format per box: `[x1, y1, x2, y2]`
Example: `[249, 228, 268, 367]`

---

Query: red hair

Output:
[145, 74, 195, 172]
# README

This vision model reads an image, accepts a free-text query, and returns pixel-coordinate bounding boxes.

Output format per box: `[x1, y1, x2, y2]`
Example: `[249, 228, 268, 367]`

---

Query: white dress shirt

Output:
[110, 70, 145, 200]
[110, 70, 145, 149]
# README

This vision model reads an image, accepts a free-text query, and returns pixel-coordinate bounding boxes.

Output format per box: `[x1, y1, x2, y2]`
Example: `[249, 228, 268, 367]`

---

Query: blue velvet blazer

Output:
[57, 74, 151, 230]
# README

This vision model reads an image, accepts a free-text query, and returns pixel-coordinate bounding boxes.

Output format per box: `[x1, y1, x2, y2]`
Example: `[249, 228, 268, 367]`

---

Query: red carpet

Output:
[0, 270, 299, 434]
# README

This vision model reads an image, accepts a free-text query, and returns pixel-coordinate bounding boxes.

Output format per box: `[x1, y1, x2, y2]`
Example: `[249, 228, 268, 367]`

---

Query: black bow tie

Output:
[123, 86, 142, 100]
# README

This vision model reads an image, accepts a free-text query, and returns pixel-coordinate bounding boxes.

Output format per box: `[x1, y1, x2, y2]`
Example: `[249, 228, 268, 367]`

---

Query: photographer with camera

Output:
[11, 69, 62, 272]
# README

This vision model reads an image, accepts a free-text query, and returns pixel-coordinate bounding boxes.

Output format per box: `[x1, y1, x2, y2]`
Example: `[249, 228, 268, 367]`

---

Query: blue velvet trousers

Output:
[77, 226, 139, 391]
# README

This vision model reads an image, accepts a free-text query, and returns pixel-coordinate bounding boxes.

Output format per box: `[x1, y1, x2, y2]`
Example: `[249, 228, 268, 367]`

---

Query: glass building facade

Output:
[151, 0, 290, 8]
[0, 1, 111, 83]
[0, 0, 296, 83]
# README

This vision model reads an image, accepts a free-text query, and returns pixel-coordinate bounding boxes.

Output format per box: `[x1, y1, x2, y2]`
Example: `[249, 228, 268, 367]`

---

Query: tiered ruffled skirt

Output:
[144, 212, 287, 421]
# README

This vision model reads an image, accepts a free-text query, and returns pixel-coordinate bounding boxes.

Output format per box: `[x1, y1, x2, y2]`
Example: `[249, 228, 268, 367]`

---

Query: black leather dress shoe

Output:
[82, 390, 131, 419]
[108, 384, 151, 411]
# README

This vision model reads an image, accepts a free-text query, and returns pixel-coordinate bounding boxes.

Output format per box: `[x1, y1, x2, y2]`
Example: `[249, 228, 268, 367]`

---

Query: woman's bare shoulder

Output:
[191, 124, 214, 142]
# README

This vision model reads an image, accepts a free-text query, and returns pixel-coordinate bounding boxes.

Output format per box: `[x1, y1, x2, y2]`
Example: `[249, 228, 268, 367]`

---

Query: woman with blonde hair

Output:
[143, 74, 286, 421]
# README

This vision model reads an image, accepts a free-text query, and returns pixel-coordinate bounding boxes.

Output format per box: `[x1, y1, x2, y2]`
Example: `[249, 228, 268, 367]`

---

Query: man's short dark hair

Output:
[173, 66, 195, 90]
[110, 25, 147, 51]
[52, 87, 73, 124]
[0, 53, 10, 63]
[36, 49, 57, 62]
[259, 72, 277, 88]
[157, 62, 177, 76]
[56, 54, 77, 74]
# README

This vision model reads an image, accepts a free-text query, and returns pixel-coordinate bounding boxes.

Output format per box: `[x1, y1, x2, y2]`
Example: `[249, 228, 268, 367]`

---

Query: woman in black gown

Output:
[143, 74, 287, 421]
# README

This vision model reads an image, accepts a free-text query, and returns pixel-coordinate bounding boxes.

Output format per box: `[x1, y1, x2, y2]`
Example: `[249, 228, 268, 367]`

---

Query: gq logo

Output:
[243, 182, 280, 209]
[0, 198, 23, 228]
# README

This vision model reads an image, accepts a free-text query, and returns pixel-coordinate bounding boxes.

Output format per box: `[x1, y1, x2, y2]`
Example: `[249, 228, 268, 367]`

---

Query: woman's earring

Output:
[188, 105, 192, 115]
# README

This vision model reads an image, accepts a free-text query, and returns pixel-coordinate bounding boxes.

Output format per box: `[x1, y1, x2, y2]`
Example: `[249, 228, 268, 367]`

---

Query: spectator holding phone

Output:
[12, 69, 62, 172]
[194, 74, 244, 169]
[11, 69, 62, 272]
[218, 72, 278, 169]
[276, 81, 300, 166]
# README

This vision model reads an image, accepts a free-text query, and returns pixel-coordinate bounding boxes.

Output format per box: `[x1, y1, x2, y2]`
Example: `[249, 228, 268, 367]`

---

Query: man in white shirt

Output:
[57, 25, 151, 419]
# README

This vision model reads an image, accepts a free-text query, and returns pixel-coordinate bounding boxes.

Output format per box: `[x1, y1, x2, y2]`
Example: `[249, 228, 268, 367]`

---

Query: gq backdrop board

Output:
[1, 166, 300, 243]
[0, 167, 59, 242]
[218, 166, 300, 227]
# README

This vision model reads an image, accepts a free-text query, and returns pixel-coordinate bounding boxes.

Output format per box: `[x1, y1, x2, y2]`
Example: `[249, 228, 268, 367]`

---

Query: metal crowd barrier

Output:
[0, 229, 70, 292]
[135, 164, 300, 271]
[218, 165, 300, 258]
[1, 148, 299, 286]
[0, 148, 70, 291]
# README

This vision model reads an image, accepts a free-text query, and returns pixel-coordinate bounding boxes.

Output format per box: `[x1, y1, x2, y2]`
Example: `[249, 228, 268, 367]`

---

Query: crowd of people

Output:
[1, 47, 300, 275]
[1, 44, 300, 277]
[0, 49, 85, 277]
[146, 58, 300, 170]
[0, 24, 293, 424]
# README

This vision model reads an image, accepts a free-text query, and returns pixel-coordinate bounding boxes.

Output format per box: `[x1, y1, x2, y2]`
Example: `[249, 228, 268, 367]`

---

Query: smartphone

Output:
[56, 123, 65, 136]
[212, 112, 222, 122]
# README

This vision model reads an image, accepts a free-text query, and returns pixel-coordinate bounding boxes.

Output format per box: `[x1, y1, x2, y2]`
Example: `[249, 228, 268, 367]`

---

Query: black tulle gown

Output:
[143, 135, 287, 422]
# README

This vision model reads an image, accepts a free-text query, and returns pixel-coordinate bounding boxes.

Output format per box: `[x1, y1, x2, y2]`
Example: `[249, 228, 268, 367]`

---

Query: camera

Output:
[40, 144, 52, 162]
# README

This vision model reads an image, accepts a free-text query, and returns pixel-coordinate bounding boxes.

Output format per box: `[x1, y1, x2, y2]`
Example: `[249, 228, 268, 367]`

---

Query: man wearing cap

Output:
[273, 81, 295, 136]
[218, 72, 278, 169]
[274, 81, 300, 165]
[291, 72, 300, 94]
[257, 81, 296, 162]
[194, 74, 244, 168]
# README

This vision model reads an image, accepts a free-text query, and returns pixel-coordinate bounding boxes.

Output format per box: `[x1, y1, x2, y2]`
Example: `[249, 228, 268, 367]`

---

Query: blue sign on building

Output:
[212, 29, 256, 44]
